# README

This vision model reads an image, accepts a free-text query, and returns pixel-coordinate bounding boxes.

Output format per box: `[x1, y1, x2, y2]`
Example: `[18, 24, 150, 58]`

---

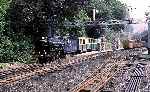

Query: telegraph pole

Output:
[148, 20, 150, 54]
[93, 7, 99, 21]
[93, 8, 96, 21]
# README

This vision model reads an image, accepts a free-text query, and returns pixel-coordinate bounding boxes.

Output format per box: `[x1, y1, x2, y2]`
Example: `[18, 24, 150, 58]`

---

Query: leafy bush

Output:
[0, 63, 8, 69]
[122, 40, 129, 49]
[0, 0, 33, 63]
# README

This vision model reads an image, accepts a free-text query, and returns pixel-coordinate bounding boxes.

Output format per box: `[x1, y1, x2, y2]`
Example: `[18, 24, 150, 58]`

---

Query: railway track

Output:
[101, 56, 148, 92]
[0, 48, 147, 87]
[143, 63, 150, 91]
[69, 54, 127, 92]
[0, 52, 101, 85]
[69, 48, 147, 92]
[125, 63, 146, 92]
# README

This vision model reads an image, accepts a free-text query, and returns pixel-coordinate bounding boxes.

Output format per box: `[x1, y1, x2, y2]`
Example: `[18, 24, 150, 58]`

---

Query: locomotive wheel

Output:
[77, 50, 81, 54]
[70, 54, 74, 57]
[87, 49, 92, 52]
[56, 52, 60, 59]
[38, 56, 47, 64]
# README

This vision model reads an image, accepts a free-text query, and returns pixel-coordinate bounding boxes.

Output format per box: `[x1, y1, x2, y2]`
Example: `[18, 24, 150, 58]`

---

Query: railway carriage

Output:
[122, 39, 144, 49]
[78, 37, 98, 52]
[91, 38, 98, 51]
[86, 38, 96, 52]
[78, 37, 87, 53]
[86, 38, 93, 52]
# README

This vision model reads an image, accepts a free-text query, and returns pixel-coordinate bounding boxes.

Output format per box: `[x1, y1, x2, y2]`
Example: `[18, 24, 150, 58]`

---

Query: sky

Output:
[119, 0, 150, 19]
[118, 0, 150, 33]
[131, 23, 148, 33]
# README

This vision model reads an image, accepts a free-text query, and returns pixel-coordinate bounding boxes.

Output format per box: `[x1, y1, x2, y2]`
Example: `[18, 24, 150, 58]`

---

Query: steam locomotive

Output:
[35, 36, 65, 64]
[36, 36, 98, 64]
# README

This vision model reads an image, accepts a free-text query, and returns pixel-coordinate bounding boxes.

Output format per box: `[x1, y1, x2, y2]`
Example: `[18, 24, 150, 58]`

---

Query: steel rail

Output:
[0, 48, 146, 86]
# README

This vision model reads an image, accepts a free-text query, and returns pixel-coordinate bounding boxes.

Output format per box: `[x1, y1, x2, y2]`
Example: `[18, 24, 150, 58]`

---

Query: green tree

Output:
[0, 0, 33, 63]
[6, 0, 89, 63]
[70, 9, 90, 37]
[9, 0, 89, 37]
[59, 9, 90, 37]
[88, 0, 127, 20]
[86, 0, 127, 38]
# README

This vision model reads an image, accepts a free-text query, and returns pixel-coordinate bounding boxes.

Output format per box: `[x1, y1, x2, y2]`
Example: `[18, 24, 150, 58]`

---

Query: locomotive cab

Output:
[48, 36, 66, 59]
[64, 36, 79, 55]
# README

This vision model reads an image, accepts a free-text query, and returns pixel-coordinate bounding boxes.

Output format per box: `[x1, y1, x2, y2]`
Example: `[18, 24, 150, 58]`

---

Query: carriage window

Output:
[80, 39, 82, 44]
[91, 39, 93, 43]
[89, 39, 90, 43]
[93, 40, 95, 43]
[83, 39, 85, 44]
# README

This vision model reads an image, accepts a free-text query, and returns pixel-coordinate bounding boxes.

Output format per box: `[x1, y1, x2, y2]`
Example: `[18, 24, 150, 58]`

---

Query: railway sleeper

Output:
[0, 75, 7, 80]
[0, 48, 145, 86]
